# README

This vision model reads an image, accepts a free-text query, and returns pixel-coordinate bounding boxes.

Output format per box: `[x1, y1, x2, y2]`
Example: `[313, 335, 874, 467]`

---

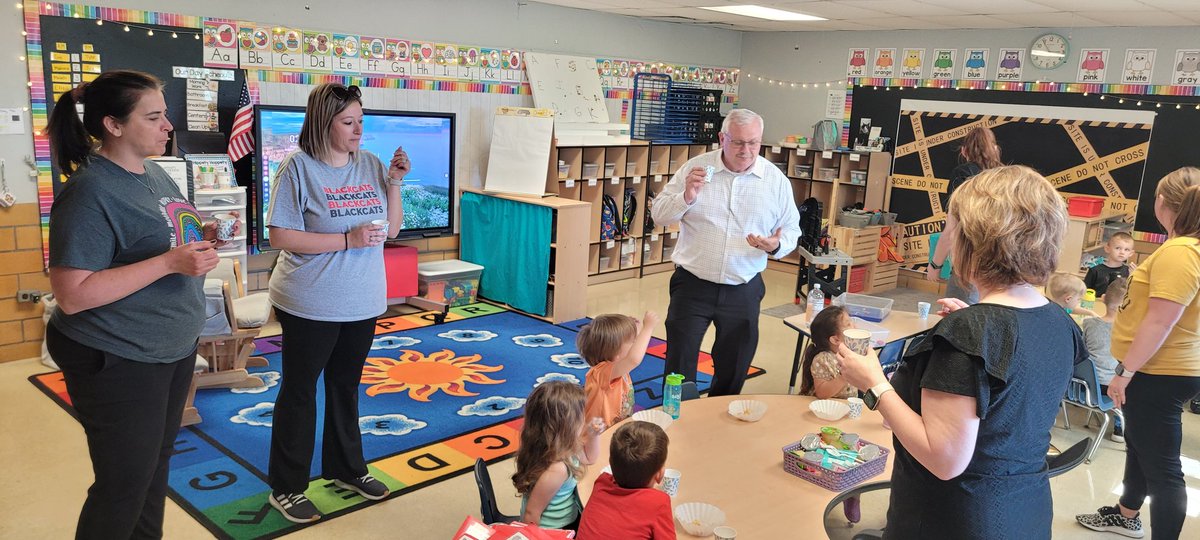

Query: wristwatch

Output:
[863, 382, 894, 411]
[929, 260, 943, 270]
[1115, 364, 1136, 378]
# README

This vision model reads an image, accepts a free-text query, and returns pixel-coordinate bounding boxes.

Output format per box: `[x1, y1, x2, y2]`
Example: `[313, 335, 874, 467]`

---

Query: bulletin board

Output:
[849, 85, 1200, 244]
[37, 14, 247, 197]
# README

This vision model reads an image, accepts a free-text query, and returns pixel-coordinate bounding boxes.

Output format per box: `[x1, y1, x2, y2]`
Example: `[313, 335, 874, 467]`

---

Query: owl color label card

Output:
[1171, 49, 1200, 86]
[847, 48, 870, 78]
[995, 49, 1024, 82]
[873, 48, 896, 78]
[931, 49, 956, 80]
[237, 23, 272, 69]
[1121, 49, 1156, 84]
[1077, 49, 1110, 83]
[271, 27, 302, 70]
[202, 21, 238, 69]
[961, 49, 989, 80]
[899, 49, 925, 79]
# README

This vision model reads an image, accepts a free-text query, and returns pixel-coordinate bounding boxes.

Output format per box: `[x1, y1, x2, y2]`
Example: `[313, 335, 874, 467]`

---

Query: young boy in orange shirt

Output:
[579, 312, 657, 429]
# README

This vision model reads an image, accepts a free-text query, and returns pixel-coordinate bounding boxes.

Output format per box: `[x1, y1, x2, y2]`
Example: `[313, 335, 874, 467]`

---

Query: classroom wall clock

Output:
[1030, 32, 1069, 70]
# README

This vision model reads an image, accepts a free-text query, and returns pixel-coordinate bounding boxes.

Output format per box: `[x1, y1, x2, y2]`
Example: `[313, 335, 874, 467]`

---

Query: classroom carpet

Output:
[29, 303, 763, 540]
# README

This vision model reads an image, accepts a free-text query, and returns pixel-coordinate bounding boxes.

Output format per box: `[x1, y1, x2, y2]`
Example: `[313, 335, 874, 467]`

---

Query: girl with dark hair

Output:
[45, 69, 233, 539]
[927, 126, 1003, 305]
[798, 306, 856, 399]
[264, 83, 408, 523]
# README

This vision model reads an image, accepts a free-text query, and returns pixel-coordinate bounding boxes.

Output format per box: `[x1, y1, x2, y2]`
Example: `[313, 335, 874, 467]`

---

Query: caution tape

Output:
[1044, 142, 1150, 190]
[890, 174, 948, 193]
[895, 115, 1010, 157]
[1062, 124, 1125, 198]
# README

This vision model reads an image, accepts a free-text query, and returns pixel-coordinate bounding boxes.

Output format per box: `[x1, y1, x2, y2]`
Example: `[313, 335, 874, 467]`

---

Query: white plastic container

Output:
[850, 317, 890, 348]
[417, 259, 484, 307]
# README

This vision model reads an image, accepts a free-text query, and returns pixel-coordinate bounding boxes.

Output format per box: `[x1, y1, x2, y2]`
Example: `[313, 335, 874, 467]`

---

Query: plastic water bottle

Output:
[807, 284, 825, 323]
[1082, 289, 1097, 309]
[663, 373, 684, 420]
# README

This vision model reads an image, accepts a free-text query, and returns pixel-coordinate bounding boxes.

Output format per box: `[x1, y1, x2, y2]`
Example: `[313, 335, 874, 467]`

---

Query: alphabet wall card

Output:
[873, 48, 897, 78]
[847, 48, 870, 78]
[480, 48, 501, 82]
[459, 46, 481, 81]
[524, 52, 609, 123]
[899, 48, 925, 78]
[961, 48, 989, 80]
[1171, 49, 1200, 86]
[503, 50, 525, 83]
[1121, 49, 1156, 84]
[386, 39, 411, 77]
[360, 36, 389, 77]
[237, 23, 272, 69]
[1077, 49, 1109, 83]
[332, 34, 361, 74]
[202, 20, 237, 69]
[271, 27, 302, 71]
[301, 31, 332, 73]
[930, 49, 956, 80]
[413, 42, 435, 63]
[434, 44, 460, 78]
[995, 48, 1024, 82]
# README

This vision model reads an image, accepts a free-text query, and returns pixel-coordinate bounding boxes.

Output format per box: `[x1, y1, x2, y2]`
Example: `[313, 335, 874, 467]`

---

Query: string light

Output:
[742, 72, 843, 90]
[147, 29, 153, 36]
[95, 19, 102, 25]
[123, 25, 129, 32]
[171, 32, 177, 38]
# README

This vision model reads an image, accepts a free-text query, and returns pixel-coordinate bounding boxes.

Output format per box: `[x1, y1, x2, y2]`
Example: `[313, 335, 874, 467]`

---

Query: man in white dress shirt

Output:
[650, 109, 801, 396]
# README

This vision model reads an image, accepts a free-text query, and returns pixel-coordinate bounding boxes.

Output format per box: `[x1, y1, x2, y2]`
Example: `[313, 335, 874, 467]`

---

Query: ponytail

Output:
[46, 87, 91, 175]
[1173, 184, 1200, 239]
[45, 70, 163, 175]
[1155, 167, 1200, 239]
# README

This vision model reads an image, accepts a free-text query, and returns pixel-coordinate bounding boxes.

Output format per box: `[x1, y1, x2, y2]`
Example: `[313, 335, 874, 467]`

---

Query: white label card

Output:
[651, 233, 659, 241]
[670, 232, 679, 239]
[565, 179, 575, 188]
[632, 176, 641, 184]
[588, 179, 597, 187]
[850, 153, 861, 162]
[798, 149, 807, 157]
[772, 146, 782, 154]
[654, 175, 663, 183]
[822, 151, 834, 159]
[611, 177, 619, 184]
[606, 240, 615, 249]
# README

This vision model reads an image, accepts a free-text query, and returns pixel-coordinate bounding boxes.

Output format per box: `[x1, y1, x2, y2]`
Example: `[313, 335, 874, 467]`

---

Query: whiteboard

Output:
[524, 52, 610, 124]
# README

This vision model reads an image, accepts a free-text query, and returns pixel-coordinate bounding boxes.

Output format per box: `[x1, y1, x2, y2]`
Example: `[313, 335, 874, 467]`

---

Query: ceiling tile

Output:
[1084, 10, 1200, 25]
[834, 0, 968, 17]
[989, 12, 1108, 27]
[912, 14, 1025, 28]
[1029, 0, 1150, 9]
[775, 1, 887, 20]
[912, 0, 1055, 13]
[1135, 0, 1200, 9]
[854, 16, 952, 29]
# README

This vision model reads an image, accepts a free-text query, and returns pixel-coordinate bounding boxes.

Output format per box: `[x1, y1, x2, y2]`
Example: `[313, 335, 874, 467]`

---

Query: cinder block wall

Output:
[0, 204, 50, 362]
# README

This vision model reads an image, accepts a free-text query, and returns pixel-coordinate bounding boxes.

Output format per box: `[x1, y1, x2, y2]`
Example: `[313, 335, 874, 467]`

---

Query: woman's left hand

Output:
[1107, 375, 1130, 407]
[388, 147, 410, 181]
[836, 343, 888, 391]
[202, 210, 240, 247]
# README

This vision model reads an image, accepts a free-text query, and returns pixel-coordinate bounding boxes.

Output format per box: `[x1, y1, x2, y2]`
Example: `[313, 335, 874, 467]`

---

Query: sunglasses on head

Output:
[330, 85, 361, 101]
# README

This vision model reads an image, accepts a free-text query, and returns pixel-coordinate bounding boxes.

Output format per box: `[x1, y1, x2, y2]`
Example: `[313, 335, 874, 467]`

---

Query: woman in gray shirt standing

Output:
[264, 83, 408, 523]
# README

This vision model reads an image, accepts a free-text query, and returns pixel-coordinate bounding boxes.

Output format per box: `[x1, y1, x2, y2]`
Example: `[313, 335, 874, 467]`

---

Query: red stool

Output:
[383, 244, 418, 304]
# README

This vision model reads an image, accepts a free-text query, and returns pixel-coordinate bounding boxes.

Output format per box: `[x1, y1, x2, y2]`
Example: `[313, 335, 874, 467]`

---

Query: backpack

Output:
[621, 188, 637, 236]
[812, 119, 838, 151]
[601, 194, 619, 240]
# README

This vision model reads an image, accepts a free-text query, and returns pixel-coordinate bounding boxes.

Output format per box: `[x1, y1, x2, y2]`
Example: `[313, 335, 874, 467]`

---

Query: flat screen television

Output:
[253, 104, 455, 249]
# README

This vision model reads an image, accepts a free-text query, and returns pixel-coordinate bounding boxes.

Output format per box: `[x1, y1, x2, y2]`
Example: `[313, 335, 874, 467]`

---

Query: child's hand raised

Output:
[642, 310, 660, 329]
[588, 417, 606, 436]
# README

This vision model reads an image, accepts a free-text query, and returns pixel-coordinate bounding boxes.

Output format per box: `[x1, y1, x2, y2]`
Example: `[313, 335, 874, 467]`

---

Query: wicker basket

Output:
[783, 438, 889, 492]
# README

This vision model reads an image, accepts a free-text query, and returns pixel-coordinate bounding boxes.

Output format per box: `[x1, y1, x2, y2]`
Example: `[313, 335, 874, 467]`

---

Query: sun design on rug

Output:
[361, 349, 505, 401]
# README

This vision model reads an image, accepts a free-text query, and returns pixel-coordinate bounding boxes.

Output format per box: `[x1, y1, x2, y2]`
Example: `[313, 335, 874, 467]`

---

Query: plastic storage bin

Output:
[783, 437, 890, 491]
[417, 259, 484, 307]
[582, 163, 600, 178]
[795, 164, 813, 179]
[818, 167, 838, 180]
[849, 170, 867, 185]
[834, 292, 894, 322]
[1068, 196, 1104, 217]
[839, 212, 872, 229]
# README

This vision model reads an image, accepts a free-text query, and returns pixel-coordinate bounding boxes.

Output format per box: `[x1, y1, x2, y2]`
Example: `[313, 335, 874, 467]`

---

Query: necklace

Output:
[98, 153, 154, 193]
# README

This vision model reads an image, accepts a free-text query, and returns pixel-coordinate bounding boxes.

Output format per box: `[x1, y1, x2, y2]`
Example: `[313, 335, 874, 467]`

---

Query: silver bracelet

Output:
[387, 178, 405, 187]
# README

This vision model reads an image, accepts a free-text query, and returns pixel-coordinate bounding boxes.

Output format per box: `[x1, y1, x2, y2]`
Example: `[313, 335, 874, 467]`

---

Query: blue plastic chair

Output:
[1062, 358, 1123, 463]
[877, 339, 906, 379]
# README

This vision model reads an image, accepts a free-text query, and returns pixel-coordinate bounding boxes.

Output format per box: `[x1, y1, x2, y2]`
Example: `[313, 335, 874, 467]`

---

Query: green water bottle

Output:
[664, 373, 684, 420]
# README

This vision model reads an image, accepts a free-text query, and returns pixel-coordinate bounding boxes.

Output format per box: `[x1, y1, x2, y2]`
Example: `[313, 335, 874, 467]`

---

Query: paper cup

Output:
[659, 468, 681, 497]
[371, 219, 390, 235]
[714, 526, 738, 540]
[703, 165, 715, 183]
[917, 301, 931, 319]
[843, 328, 872, 356]
[847, 397, 864, 419]
[212, 213, 237, 241]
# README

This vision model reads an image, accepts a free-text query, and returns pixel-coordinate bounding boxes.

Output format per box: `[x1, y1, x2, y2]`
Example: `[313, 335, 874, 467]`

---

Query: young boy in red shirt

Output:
[576, 422, 675, 539]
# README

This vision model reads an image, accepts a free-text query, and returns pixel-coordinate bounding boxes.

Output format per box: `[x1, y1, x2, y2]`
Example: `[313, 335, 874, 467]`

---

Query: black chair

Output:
[681, 381, 700, 401]
[473, 458, 518, 524]
[1047, 437, 1092, 478]
[822, 438, 1093, 539]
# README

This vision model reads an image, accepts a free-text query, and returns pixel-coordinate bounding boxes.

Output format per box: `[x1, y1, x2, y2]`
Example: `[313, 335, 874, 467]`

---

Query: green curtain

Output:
[460, 192, 552, 316]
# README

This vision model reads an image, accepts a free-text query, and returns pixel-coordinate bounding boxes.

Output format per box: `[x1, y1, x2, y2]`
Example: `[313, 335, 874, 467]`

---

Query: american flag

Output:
[227, 79, 254, 162]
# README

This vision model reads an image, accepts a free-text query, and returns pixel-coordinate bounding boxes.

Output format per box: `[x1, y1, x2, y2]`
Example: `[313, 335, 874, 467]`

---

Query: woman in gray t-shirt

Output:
[45, 70, 228, 538]
[264, 83, 409, 523]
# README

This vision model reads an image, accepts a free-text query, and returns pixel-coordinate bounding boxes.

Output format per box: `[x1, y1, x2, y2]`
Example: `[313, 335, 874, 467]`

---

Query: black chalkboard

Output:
[39, 14, 247, 195]
[849, 85, 1200, 234]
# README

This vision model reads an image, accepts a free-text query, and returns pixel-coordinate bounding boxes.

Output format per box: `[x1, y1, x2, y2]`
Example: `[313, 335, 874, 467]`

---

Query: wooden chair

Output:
[195, 280, 265, 391]
[207, 258, 272, 368]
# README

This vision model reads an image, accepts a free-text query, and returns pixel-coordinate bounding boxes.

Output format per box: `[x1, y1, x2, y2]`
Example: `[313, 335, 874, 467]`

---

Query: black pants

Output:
[46, 321, 196, 540]
[664, 267, 765, 397]
[268, 310, 377, 494]
[1119, 372, 1200, 539]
